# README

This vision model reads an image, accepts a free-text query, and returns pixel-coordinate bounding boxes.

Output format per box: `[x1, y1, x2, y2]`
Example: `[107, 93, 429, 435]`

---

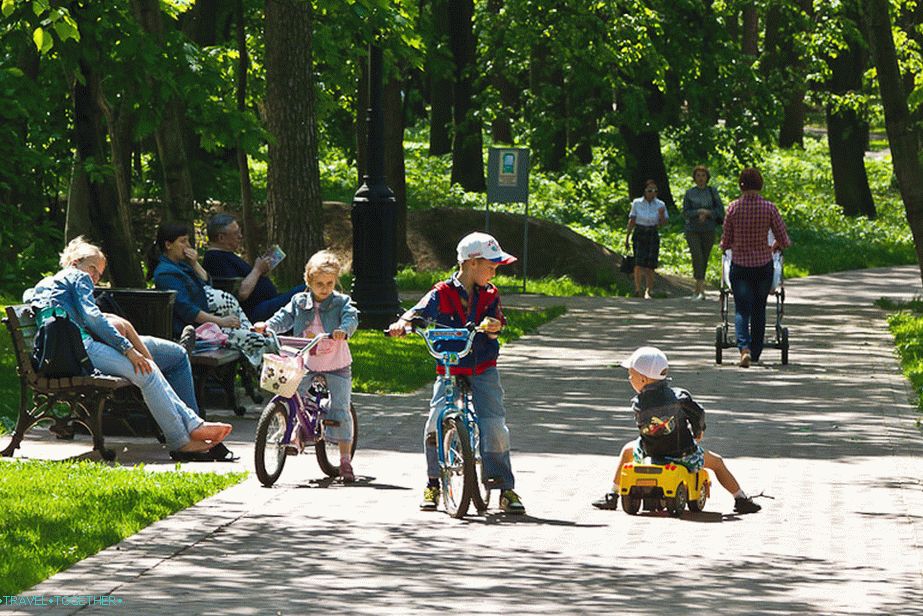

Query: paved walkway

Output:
[6, 266, 923, 615]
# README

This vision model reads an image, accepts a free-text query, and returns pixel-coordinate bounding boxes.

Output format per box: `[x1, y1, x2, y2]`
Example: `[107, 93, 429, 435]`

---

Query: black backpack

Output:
[31, 310, 95, 378]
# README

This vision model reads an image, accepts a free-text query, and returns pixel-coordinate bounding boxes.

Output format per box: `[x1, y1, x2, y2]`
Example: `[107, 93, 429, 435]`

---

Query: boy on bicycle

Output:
[388, 232, 525, 514]
[592, 346, 761, 514]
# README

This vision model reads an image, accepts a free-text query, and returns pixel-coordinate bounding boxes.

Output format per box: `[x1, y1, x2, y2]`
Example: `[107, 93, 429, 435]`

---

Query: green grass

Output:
[0, 460, 245, 595]
[880, 298, 923, 414]
[350, 305, 566, 393]
[393, 267, 629, 296]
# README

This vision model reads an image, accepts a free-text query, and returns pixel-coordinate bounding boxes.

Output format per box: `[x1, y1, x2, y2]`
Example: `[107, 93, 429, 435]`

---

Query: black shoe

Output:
[592, 492, 619, 510]
[734, 496, 761, 514]
[180, 325, 196, 355]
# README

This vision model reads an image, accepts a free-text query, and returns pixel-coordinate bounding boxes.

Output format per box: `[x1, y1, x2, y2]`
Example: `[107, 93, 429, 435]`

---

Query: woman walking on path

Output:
[625, 179, 668, 299]
[720, 168, 791, 368]
[683, 165, 724, 300]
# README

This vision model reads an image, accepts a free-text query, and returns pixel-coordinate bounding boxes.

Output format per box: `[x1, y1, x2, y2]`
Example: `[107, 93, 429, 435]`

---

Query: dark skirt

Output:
[632, 225, 660, 269]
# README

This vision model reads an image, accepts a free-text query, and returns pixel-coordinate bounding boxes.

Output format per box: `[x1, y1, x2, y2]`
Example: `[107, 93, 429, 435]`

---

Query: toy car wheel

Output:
[715, 326, 723, 364]
[688, 482, 708, 512]
[667, 483, 687, 517]
[621, 494, 641, 515]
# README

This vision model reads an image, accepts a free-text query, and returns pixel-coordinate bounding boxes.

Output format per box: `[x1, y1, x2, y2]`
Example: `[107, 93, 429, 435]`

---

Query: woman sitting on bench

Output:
[24, 237, 237, 462]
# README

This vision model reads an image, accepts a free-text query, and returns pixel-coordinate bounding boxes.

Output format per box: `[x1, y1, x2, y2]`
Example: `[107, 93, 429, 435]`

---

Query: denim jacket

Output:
[152, 255, 210, 338]
[23, 267, 133, 354]
[265, 291, 359, 338]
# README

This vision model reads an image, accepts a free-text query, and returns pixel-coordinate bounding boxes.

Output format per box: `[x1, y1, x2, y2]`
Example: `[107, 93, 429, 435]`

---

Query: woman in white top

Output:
[624, 179, 668, 298]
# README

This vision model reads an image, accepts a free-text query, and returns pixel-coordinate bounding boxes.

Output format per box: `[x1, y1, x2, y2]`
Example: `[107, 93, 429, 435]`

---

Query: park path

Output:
[7, 266, 923, 615]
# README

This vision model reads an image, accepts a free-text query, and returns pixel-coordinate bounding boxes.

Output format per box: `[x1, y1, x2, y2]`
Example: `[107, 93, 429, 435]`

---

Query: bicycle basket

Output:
[259, 353, 306, 397]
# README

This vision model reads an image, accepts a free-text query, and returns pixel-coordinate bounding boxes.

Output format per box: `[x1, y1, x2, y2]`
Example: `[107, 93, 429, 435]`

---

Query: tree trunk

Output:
[529, 42, 567, 172]
[486, 0, 515, 145]
[448, 0, 484, 191]
[619, 125, 675, 213]
[235, 0, 259, 260]
[384, 72, 413, 265]
[264, 0, 324, 286]
[131, 0, 196, 225]
[428, 0, 453, 156]
[826, 1, 875, 218]
[742, 5, 759, 56]
[70, 65, 145, 287]
[867, 0, 923, 284]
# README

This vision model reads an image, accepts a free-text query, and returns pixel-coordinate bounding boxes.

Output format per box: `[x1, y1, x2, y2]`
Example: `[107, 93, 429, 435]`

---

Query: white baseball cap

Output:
[456, 232, 517, 265]
[621, 346, 669, 380]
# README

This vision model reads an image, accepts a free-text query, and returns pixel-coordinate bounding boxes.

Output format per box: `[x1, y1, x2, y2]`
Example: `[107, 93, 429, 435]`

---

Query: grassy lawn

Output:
[351, 305, 566, 393]
[0, 460, 245, 596]
[879, 298, 923, 415]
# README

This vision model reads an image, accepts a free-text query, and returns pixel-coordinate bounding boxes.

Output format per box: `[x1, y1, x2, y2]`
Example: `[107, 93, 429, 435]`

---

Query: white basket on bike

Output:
[259, 352, 306, 397]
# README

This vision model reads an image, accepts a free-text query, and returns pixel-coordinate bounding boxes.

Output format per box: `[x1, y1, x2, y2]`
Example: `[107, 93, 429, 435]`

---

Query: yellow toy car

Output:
[619, 460, 711, 516]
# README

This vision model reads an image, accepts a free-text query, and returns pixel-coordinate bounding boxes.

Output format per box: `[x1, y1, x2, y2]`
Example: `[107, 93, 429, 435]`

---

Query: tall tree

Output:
[823, 1, 875, 218]
[234, 0, 259, 260]
[866, 0, 923, 283]
[763, 1, 814, 148]
[426, 0, 453, 155]
[130, 0, 196, 225]
[264, 0, 324, 286]
[447, 0, 484, 190]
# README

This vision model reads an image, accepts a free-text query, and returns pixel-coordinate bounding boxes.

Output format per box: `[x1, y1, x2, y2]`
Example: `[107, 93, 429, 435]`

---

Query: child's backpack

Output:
[634, 392, 696, 459]
[31, 309, 95, 378]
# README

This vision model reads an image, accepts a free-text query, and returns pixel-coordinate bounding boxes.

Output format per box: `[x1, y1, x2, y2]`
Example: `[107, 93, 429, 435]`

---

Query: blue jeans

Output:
[424, 367, 515, 490]
[143, 336, 200, 416]
[729, 260, 774, 360]
[86, 339, 203, 451]
[248, 284, 307, 323]
[299, 366, 353, 444]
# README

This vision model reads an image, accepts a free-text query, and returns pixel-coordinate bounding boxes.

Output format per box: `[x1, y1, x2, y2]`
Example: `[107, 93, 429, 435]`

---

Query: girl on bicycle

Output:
[253, 250, 359, 482]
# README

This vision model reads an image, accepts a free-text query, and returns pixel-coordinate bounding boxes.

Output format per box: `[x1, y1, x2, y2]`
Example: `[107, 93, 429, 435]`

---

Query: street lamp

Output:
[351, 39, 400, 329]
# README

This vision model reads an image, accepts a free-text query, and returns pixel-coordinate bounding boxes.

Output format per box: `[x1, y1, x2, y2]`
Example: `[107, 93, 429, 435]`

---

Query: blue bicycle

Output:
[403, 318, 490, 518]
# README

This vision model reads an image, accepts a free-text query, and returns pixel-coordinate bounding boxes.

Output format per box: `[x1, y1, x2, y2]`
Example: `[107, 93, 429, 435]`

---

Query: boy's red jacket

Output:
[405, 275, 505, 375]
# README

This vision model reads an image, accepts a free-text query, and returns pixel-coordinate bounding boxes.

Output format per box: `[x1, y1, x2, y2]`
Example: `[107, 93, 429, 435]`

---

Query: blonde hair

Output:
[59, 236, 104, 269]
[304, 250, 342, 283]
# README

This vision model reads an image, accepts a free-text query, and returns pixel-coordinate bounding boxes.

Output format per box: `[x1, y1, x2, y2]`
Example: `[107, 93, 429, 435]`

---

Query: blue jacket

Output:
[24, 267, 133, 354]
[152, 256, 210, 338]
[265, 291, 359, 339]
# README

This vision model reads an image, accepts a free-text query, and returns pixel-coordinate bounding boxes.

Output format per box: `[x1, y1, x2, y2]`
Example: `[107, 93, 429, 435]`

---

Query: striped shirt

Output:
[720, 193, 791, 267]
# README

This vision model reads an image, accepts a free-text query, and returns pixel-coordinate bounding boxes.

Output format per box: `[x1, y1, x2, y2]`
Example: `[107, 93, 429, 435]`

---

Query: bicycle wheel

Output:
[316, 403, 358, 477]
[254, 400, 289, 487]
[440, 415, 475, 518]
[470, 422, 490, 513]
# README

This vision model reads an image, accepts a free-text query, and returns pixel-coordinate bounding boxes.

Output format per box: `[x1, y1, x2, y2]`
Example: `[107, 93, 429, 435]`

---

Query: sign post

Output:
[486, 147, 530, 292]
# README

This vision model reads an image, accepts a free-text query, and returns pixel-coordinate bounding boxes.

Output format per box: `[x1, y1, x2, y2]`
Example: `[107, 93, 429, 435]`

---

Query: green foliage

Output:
[393, 267, 629, 297]
[0, 460, 244, 595]
[885, 303, 923, 413]
[350, 305, 565, 393]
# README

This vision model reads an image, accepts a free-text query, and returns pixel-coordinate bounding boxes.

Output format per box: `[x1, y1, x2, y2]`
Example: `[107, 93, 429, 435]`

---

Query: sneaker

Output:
[499, 489, 526, 515]
[643, 289, 652, 300]
[180, 325, 196, 355]
[592, 492, 619, 511]
[734, 496, 762, 514]
[420, 486, 440, 511]
[739, 351, 751, 368]
[339, 460, 355, 483]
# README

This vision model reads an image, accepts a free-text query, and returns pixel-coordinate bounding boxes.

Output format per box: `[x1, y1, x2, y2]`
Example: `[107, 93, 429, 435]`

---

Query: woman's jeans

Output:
[299, 366, 353, 444]
[685, 230, 715, 281]
[729, 260, 774, 360]
[86, 337, 203, 451]
[424, 367, 515, 490]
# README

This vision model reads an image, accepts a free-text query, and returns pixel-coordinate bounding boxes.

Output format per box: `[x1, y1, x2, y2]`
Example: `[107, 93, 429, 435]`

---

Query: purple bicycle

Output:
[254, 332, 358, 487]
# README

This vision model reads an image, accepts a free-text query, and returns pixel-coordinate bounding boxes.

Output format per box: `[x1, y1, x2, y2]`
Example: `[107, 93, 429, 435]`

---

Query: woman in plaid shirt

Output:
[720, 168, 791, 367]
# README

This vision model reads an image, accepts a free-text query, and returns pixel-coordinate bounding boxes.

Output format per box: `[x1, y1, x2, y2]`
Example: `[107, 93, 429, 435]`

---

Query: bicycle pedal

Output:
[321, 419, 340, 427]
[284, 446, 300, 456]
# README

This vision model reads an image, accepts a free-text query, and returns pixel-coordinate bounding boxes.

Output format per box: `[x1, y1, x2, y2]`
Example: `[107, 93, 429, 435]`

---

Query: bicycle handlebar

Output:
[264, 330, 331, 359]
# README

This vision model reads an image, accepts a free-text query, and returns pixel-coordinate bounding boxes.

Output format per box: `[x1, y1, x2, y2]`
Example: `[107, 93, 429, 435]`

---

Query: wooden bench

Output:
[190, 348, 246, 416]
[2, 305, 136, 461]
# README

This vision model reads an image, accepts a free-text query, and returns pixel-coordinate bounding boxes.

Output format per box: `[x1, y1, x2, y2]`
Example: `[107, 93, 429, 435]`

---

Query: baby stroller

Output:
[715, 248, 789, 365]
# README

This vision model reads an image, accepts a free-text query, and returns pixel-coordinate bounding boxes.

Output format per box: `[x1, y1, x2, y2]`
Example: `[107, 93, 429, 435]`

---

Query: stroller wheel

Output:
[781, 327, 789, 365]
[715, 326, 724, 364]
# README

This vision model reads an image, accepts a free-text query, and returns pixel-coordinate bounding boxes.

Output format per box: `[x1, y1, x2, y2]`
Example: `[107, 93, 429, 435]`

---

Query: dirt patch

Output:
[323, 201, 693, 296]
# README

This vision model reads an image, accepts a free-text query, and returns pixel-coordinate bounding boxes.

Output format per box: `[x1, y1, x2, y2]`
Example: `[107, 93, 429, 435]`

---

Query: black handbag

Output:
[31, 310, 95, 378]
[620, 255, 635, 273]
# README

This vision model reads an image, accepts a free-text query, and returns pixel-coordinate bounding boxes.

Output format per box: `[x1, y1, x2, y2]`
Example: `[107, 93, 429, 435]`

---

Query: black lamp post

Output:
[351, 39, 400, 329]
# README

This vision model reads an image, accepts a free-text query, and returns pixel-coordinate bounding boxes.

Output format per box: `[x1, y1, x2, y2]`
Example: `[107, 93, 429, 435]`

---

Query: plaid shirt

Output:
[720, 194, 791, 267]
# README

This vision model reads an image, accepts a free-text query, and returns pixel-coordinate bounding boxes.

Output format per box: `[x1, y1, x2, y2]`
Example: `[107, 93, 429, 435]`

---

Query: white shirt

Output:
[629, 197, 667, 227]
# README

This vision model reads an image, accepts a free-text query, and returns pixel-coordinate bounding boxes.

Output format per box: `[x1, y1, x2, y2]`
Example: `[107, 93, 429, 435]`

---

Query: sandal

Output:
[208, 442, 240, 462]
[170, 449, 213, 462]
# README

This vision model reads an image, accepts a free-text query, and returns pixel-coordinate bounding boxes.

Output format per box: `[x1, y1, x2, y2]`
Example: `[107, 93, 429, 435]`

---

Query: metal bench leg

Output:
[1, 385, 57, 457]
[89, 394, 116, 462]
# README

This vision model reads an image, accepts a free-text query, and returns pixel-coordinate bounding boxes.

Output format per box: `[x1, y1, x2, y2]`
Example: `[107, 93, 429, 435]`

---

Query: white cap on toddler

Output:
[456, 232, 517, 265]
[621, 346, 669, 380]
